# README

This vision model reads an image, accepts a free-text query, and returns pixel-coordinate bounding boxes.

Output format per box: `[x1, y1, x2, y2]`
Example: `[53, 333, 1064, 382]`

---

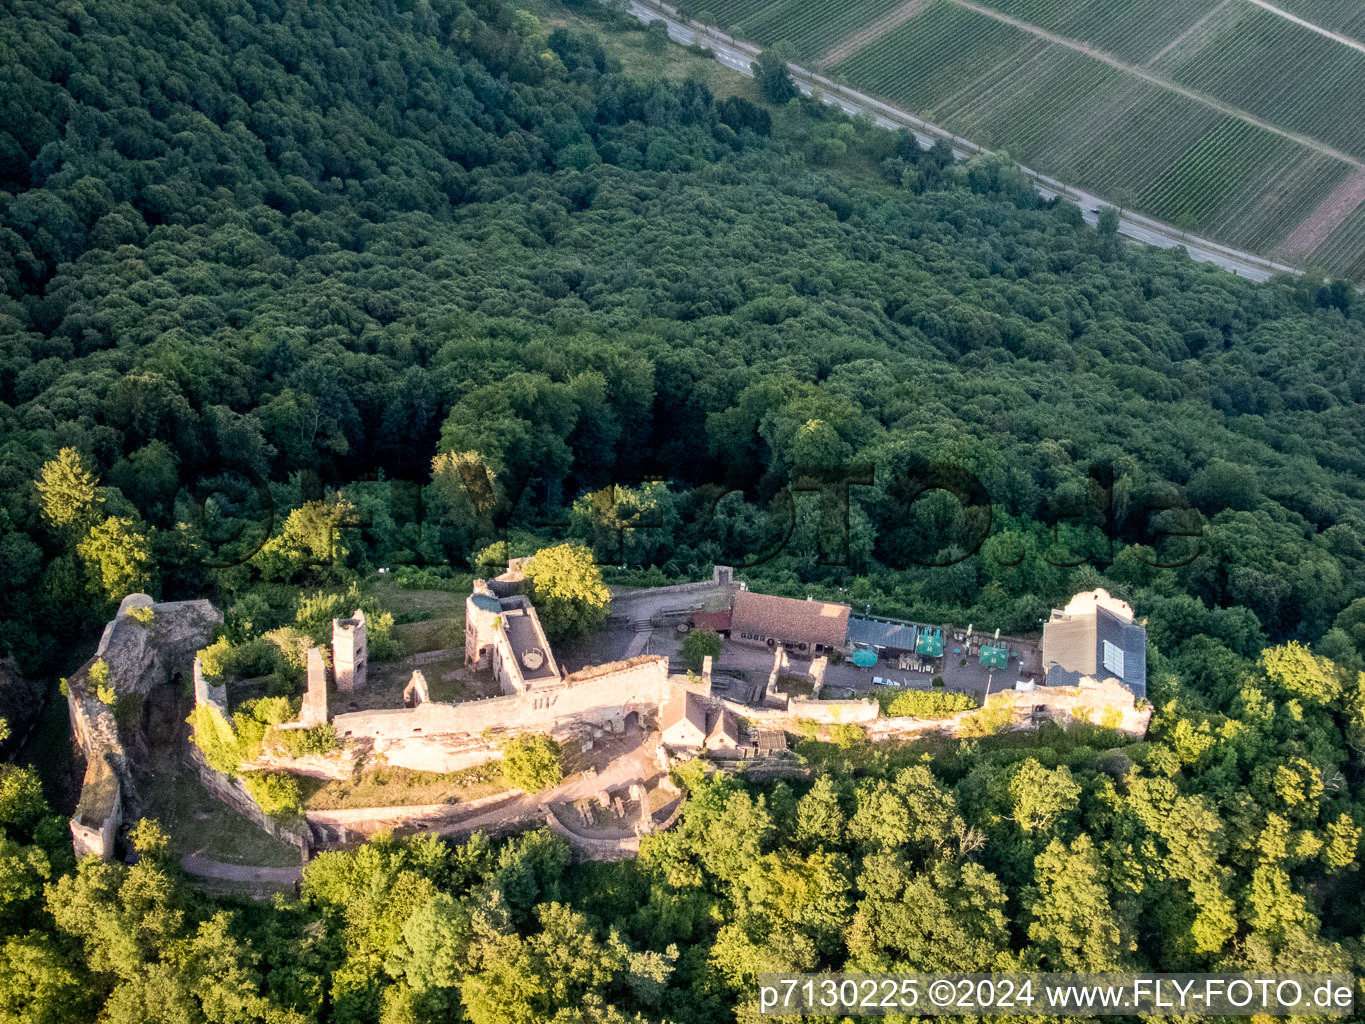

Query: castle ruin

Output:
[331, 609, 367, 691]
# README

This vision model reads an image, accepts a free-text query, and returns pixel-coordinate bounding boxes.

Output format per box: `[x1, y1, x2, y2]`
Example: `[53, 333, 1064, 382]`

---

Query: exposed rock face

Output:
[0, 657, 43, 744]
[96, 594, 222, 697]
[67, 594, 223, 860]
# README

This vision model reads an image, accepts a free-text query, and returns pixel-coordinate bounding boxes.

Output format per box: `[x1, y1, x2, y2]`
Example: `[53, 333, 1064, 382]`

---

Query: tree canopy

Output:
[0, 1, 1361, 1020]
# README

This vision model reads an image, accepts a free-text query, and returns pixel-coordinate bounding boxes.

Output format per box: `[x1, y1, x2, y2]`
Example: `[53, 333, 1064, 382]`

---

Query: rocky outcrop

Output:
[0, 657, 43, 747]
[67, 594, 222, 860]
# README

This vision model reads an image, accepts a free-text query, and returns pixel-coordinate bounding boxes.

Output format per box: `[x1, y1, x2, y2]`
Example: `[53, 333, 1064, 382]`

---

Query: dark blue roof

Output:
[470, 592, 502, 614]
[847, 617, 918, 650]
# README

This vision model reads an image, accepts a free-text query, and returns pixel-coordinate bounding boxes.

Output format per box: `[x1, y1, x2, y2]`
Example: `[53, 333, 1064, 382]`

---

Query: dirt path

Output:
[181, 854, 301, 884]
[1144, 0, 1233, 66]
[949, 0, 1365, 171]
[1244, 0, 1365, 55]
[1280, 169, 1365, 255]
[818, 0, 931, 68]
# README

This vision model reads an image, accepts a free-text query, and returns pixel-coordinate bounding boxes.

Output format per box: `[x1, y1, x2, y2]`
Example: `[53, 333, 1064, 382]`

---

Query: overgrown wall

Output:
[866, 677, 1151, 740]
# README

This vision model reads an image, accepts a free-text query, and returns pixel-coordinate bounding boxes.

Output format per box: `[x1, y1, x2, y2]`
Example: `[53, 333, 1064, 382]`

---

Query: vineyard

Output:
[1314, 203, 1365, 281]
[963, 0, 1225, 64]
[691, 0, 1365, 280]
[1154, 3, 1365, 161]
[1265, 0, 1365, 39]
[677, 0, 908, 63]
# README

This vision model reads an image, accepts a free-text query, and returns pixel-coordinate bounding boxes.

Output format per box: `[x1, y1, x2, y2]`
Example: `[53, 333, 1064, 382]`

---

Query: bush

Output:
[878, 688, 977, 718]
[242, 771, 304, 819]
[187, 703, 242, 774]
[295, 584, 399, 661]
[88, 658, 110, 689]
[88, 659, 117, 705]
[645, 19, 669, 53]
[501, 734, 564, 793]
[829, 722, 864, 747]
[126, 605, 155, 627]
[682, 627, 722, 672]
[198, 635, 278, 683]
[268, 723, 338, 758]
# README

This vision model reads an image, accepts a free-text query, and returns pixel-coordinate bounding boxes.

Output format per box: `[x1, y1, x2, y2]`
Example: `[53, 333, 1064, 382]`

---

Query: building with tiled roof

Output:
[730, 590, 850, 654]
[660, 689, 709, 748]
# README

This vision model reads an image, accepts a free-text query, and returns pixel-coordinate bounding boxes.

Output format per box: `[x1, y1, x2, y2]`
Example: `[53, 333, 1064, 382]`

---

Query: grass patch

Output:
[135, 763, 301, 868]
[776, 672, 815, 697]
[393, 617, 464, 656]
[302, 763, 507, 810]
[527, 0, 763, 102]
[364, 578, 470, 621]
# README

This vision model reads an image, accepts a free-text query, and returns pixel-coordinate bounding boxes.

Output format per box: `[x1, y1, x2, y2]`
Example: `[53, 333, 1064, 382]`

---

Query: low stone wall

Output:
[607, 566, 737, 620]
[543, 806, 641, 861]
[786, 695, 880, 723]
[305, 789, 514, 828]
[683, 686, 880, 727]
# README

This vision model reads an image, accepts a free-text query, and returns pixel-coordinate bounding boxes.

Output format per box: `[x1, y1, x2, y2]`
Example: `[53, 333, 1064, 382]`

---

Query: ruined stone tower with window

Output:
[332, 609, 367, 692]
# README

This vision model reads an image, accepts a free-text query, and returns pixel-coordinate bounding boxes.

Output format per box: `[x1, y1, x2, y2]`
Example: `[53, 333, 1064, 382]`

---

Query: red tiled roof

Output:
[730, 591, 850, 648]
[691, 610, 732, 633]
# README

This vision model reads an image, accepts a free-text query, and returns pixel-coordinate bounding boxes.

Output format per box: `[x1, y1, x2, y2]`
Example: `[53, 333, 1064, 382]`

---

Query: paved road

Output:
[625, 0, 1301, 284]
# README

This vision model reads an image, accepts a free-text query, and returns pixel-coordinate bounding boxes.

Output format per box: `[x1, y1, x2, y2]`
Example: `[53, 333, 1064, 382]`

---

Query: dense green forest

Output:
[1, 0, 1364, 1020]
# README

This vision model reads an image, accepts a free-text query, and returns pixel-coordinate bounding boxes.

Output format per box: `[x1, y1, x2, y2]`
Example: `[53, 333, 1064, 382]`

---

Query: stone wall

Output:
[606, 566, 738, 620]
[331, 656, 669, 773]
[865, 677, 1151, 741]
[70, 752, 121, 860]
[186, 747, 310, 849]
[786, 695, 881, 723]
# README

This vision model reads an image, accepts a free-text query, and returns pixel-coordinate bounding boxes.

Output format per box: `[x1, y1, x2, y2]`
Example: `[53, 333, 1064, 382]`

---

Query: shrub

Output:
[295, 584, 399, 661]
[268, 723, 338, 758]
[126, 604, 155, 627]
[247, 695, 296, 726]
[501, 734, 564, 793]
[187, 703, 242, 774]
[829, 722, 864, 747]
[879, 688, 977, 718]
[88, 659, 117, 705]
[242, 771, 304, 819]
[198, 635, 277, 683]
[127, 818, 173, 866]
[681, 627, 722, 672]
[88, 658, 110, 689]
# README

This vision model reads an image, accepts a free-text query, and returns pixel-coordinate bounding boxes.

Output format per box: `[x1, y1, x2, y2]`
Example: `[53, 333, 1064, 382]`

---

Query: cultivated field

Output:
[686, 0, 1365, 279]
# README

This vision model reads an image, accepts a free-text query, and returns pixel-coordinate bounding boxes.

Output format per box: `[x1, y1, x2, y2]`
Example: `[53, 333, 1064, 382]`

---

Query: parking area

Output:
[711, 629, 1041, 705]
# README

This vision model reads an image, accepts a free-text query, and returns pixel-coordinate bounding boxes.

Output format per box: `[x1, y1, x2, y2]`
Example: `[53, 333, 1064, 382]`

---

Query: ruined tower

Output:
[332, 609, 367, 692]
[299, 646, 329, 727]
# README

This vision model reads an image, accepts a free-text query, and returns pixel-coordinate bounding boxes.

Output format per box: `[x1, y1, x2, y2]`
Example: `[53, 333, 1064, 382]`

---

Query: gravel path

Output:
[181, 854, 301, 884]
[1281, 170, 1365, 255]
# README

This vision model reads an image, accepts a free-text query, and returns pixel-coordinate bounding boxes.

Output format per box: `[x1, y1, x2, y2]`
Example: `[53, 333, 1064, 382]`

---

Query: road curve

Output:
[623, 0, 1302, 284]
